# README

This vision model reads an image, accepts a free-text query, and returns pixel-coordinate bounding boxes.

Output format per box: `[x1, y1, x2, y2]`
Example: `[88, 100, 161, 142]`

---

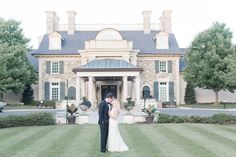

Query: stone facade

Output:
[32, 10, 184, 110]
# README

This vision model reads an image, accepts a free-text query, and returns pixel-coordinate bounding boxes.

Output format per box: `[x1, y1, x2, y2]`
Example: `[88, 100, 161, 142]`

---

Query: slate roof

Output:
[32, 30, 186, 71]
[27, 49, 38, 72]
[179, 56, 186, 72]
[73, 59, 143, 72]
[33, 31, 185, 55]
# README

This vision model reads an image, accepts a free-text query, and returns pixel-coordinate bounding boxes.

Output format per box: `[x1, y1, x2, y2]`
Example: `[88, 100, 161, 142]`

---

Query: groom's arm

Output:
[99, 102, 105, 124]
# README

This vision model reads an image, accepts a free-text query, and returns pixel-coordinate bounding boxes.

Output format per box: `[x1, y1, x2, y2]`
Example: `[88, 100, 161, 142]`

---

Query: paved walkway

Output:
[1, 108, 236, 123]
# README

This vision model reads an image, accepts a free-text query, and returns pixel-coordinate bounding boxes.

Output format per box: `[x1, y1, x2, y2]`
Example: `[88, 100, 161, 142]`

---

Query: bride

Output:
[107, 99, 129, 152]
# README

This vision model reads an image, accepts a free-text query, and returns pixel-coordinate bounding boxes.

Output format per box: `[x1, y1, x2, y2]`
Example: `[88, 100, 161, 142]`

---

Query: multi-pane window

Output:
[51, 62, 59, 74]
[159, 61, 167, 73]
[51, 82, 59, 100]
[159, 82, 168, 102]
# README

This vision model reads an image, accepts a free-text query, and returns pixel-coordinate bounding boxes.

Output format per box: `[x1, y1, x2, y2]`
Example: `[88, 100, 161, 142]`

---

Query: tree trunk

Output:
[215, 91, 219, 105]
[0, 92, 3, 100]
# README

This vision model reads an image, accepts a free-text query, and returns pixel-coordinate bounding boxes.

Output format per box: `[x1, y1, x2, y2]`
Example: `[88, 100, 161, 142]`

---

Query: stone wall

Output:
[137, 56, 180, 104]
[38, 56, 81, 100]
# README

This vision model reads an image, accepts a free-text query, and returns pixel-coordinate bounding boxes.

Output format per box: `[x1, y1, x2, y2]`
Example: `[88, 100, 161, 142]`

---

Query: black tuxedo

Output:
[98, 100, 110, 152]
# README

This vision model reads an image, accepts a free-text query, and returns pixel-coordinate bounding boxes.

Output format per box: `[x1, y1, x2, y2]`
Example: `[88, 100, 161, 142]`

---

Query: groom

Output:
[98, 92, 114, 153]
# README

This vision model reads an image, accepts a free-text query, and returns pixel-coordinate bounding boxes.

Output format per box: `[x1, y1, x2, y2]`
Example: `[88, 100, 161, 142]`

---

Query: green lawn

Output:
[0, 124, 236, 157]
[4, 105, 36, 110]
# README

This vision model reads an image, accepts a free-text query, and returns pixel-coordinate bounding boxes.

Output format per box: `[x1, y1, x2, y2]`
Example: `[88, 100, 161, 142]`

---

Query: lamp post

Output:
[66, 79, 69, 124]
[222, 99, 226, 109]
[143, 96, 147, 109]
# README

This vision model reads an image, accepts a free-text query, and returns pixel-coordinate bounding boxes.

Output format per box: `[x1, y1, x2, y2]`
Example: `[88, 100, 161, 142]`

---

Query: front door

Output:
[101, 85, 117, 100]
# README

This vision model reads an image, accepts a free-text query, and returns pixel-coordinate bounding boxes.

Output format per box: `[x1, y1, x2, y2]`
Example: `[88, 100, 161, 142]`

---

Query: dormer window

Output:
[95, 28, 122, 40]
[155, 31, 169, 49]
[48, 32, 63, 50]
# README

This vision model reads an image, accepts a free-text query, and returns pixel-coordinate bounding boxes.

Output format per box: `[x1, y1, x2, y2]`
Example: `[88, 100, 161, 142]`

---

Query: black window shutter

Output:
[46, 61, 51, 74]
[169, 81, 174, 102]
[168, 60, 172, 73]
[59, 61, 64, 74]
[155, 60, 159, 73]
[60, 82, 65, 100]
[44, 82, 50, 100]
[154, 81, 159, 100]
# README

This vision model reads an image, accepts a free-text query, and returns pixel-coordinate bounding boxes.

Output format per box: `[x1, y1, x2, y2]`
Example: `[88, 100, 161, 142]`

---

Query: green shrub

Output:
[173, 115, 187, 123]
[22, 84, 34, 105]
[184, 82, 196, 104]
[36, 100, 56, 108]
[210, 113, 236, 124]
[0, 112, 55, 129]
[157, 114, 174, 123]
[157, 113, 236, 124]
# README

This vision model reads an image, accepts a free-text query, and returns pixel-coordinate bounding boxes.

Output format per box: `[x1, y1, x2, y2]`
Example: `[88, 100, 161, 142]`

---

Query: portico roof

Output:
[73, 59, 143, 72]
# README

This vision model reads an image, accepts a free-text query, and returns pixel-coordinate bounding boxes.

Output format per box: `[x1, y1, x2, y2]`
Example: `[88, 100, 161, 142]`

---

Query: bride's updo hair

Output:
[111, 99, 120, 110]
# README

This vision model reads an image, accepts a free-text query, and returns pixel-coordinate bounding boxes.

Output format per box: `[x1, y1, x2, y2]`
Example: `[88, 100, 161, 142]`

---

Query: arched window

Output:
[143, 86, 150, 99]
[95, 28, 123, 40]
[68, 86, 76, 100]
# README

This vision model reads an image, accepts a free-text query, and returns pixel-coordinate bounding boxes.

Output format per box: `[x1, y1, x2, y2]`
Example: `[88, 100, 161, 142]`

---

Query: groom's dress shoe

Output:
[101, 149, 106, 153]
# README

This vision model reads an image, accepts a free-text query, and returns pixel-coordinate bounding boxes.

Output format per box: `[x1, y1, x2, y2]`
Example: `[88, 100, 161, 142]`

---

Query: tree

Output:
[0, 19, 38, 99]
[184, 22, 236, 105]
[225, 46, 236, 86]
[184, 82, 196, 104]
[22, 84, 34, 105]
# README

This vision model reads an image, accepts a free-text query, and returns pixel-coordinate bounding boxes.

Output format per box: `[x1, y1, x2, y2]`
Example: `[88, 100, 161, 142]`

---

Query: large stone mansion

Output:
[3, 10, 236, 107]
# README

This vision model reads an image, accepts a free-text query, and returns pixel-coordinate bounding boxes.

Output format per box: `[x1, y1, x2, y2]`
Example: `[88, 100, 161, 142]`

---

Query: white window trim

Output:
[50, 82, 60, 101]
[51, 61, 60, 74]
[159, 61, 168, 73]
[159, 82, 169, 102]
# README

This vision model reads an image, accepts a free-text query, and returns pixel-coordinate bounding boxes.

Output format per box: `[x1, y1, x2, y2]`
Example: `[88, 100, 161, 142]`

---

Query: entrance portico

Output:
[73, 59, 143, 109]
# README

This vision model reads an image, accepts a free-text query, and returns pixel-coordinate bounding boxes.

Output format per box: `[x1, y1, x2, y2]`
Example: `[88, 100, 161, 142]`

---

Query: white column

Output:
[131, 79, 136, 100]
[135, 75, 141, 109]
[76, 75, 80, 105]
[123, 76, 128, 102]
[81, 78, 86, 98]
[88, 76, 93, 106]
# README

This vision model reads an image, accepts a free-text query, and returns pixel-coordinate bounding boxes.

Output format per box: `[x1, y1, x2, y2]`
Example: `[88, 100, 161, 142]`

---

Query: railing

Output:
[57, 23, 161, 31]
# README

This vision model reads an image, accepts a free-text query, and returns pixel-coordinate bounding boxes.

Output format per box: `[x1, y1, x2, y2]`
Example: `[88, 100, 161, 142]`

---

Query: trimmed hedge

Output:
[0, 112, 56, 129]
[157, 113, 236, 124]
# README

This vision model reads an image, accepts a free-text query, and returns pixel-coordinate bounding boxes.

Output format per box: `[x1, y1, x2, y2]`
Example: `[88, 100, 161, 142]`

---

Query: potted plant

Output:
[142, 104, 157, 123]
[123, 97, 135, 124]
[66, 103, 78, 124]
[123, 97, 135, 112]
[79, 97, 91, 111]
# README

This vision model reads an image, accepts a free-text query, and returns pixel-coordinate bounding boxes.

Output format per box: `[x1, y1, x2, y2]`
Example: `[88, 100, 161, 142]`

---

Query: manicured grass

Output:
[180, 104, 236, 109]
[0, 124, 236, 157]
[4, 105, 36, 110]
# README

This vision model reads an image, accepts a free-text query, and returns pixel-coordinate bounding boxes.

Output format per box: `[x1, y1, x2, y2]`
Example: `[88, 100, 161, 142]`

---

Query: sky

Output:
[0, 0, 236, 49]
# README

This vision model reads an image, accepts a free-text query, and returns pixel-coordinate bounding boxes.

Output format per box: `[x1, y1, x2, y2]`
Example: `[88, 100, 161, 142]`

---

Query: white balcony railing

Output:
[57, 23, 161, 31]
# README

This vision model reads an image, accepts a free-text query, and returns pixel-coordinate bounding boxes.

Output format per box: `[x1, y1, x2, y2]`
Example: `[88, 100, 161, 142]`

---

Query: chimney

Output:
[46, 11, 56, 34]
[55, 16, 60, 31]
[142, 11, 152, 34]
[160, 10, 172, 33]
[67, 11, 76, 35]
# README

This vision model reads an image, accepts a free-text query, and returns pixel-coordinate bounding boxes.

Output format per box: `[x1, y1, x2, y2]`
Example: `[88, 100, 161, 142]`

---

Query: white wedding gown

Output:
[107, 107, 129, 152]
